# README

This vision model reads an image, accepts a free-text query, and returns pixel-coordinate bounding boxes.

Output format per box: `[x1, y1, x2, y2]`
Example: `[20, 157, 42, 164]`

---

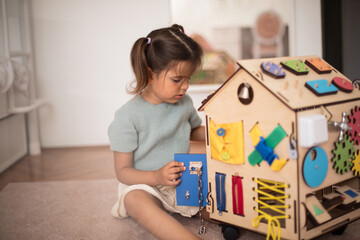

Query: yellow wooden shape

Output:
[270, 158, 288, 171]
[250, 123, 263, 146]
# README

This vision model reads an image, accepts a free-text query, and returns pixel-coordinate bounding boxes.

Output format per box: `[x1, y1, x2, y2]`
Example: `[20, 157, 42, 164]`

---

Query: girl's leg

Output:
[124, 190, 201, 240]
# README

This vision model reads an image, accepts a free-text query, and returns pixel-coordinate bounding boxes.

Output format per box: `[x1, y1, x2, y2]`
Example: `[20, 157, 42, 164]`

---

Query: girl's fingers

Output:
[174, 172, 182, 179]
[167, 172, 181, 181]
[168, 161, 184, 168]
[169, 178, 181, 186]
[170, 166, 186, 174]
[161, 161, 186, 186]
[166, 172, 182, 185]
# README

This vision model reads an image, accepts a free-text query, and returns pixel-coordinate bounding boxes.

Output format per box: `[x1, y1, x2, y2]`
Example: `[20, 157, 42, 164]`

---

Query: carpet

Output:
[0, 179, 359, 240]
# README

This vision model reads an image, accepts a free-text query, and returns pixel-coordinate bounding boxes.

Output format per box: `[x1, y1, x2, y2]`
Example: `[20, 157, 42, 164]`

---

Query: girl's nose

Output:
[181, 79, 189, 90]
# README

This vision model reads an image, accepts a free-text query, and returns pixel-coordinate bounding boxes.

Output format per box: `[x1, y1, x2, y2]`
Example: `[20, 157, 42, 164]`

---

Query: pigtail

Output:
[128, 37, 150, 94]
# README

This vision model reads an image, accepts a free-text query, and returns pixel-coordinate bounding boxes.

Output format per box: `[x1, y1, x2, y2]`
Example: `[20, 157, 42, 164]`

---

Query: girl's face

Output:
[142, 61, 194, 105]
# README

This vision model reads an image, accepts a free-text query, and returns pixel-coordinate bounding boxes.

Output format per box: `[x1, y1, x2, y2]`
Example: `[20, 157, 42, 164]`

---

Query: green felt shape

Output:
[248, 150, 263, 166]
[265, 125, 287, 149]
[314, 205, 324, 216]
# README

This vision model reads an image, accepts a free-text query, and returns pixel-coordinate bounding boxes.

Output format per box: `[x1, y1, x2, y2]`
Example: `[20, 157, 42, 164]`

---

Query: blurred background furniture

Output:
[251, 10, 285, 58]
[0, 0, 44, 173]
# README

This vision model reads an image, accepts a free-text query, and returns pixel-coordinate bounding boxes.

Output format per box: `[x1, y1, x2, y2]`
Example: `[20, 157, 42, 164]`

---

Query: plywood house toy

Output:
[182, 55, 360, 239]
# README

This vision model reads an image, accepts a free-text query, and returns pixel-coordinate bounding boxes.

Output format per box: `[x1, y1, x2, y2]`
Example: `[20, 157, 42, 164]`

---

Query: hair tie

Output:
[147, 37, 151, 45]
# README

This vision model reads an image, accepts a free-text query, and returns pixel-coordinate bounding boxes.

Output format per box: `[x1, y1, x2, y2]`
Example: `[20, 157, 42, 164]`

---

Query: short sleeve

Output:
[108, 110, 138, 153]
[186, 96, 202, 129]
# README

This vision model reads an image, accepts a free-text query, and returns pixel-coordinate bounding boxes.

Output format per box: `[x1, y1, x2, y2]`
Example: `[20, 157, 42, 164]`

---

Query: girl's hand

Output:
[154, 161, 186, 186]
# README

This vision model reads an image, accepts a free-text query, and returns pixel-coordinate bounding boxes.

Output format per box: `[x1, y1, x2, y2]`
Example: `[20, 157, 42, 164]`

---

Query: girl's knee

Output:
[124, 190, 164, 216]
[124, 190, 145, 208]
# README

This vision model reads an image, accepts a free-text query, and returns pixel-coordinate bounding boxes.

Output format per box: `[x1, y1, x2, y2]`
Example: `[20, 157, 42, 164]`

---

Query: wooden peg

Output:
[283, 81, 289, 90]
[293, 80, 298, 88]
[298, 89, 303, 97]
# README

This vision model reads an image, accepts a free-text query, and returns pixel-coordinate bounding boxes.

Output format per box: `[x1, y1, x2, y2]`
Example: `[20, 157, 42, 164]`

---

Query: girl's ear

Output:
[147, 67, 154, 83]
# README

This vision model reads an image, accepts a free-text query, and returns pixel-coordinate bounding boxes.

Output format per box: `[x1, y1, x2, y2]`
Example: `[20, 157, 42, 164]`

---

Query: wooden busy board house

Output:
[194, 55, 360, 239]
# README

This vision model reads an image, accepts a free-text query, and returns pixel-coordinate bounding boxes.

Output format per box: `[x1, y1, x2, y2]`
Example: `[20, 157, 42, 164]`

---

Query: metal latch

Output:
[189, 161, 202, 175]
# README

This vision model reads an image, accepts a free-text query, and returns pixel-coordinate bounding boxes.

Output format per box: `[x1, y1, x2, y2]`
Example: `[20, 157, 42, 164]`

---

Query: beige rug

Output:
[0, 179, 359, 240]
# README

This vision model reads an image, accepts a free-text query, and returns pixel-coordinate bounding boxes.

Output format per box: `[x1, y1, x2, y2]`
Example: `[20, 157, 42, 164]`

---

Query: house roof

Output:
[199, 55, 359, 111]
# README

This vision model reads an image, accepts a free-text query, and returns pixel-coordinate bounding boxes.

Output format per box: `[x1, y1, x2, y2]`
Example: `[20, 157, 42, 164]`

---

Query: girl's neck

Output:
[140, 89, 162, 105]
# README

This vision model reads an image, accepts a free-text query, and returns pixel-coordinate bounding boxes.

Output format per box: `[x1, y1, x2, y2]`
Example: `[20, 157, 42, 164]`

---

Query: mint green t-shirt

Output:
[108, 94, 202, 171]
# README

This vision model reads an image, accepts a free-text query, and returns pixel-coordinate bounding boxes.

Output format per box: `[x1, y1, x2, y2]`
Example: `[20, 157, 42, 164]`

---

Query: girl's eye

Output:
[172, 78, 181, 83]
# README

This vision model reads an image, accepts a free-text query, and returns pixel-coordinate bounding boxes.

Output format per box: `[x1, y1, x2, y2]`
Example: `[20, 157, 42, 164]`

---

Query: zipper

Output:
[216, 172, 226, 215]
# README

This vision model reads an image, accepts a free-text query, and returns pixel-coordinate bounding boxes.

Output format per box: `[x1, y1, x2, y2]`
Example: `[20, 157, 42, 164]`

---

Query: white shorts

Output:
[111, 182, 199, 218]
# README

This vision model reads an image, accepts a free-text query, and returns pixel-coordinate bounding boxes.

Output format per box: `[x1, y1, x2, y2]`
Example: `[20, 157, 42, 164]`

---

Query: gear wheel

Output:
[348, 106, 360, 145]
[332, 134, 355, 174]
[352, 150, 360, 176]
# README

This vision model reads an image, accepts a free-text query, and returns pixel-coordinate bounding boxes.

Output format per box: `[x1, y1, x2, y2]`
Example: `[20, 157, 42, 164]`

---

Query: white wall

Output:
[32, 0, 170, 147]
[290, 0, 322, 57]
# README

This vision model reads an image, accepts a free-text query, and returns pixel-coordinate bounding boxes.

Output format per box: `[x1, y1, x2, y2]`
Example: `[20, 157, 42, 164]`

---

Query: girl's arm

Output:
[114, 151, 186, 187]
[190, 125, 205, 141]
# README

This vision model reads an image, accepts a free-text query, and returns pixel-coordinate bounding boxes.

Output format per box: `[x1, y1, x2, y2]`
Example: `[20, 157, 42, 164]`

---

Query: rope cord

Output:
[252, 178, 290, 240]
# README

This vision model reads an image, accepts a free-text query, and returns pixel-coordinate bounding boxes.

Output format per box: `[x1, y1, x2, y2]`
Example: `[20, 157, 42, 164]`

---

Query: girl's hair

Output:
[128, 24, 203, 94]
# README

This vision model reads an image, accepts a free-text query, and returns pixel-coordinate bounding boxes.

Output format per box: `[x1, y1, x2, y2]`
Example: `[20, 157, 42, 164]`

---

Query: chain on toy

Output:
[197, 167, 206, 235]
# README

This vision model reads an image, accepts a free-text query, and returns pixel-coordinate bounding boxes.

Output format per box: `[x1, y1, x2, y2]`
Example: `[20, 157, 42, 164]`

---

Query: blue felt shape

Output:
[175, 154, 208, 207]
[255, 137, 278, 165]
[305, 79, 338, 96]
[344, 189, 359, 198]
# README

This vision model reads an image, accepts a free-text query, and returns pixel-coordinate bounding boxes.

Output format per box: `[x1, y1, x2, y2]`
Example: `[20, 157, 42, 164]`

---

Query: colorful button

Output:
[221, 152, 230, 161]
[217, 128, 225, 137]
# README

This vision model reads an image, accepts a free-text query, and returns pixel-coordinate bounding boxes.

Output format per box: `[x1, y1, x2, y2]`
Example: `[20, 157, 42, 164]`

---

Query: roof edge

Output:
[198, 64, 241, 111]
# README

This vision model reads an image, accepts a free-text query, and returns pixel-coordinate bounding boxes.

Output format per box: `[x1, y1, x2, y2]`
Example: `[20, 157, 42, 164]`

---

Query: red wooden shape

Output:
[332, 77, 354, 93]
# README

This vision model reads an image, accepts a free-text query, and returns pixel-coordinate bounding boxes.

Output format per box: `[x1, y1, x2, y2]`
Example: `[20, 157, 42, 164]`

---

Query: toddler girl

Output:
[108, 24, 205, 240]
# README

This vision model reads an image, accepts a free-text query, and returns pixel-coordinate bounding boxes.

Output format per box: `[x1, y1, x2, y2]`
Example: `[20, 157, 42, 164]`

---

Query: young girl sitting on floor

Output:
[108, 24, 205, 240]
